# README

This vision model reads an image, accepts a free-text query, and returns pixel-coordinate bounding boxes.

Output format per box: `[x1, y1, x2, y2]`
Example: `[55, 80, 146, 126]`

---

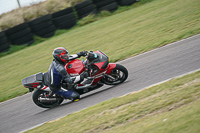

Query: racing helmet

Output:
[52, 47, 69, 63]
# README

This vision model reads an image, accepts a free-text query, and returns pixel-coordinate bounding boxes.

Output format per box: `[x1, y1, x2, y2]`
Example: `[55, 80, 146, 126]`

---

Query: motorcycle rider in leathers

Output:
[44, 47, 89, 101]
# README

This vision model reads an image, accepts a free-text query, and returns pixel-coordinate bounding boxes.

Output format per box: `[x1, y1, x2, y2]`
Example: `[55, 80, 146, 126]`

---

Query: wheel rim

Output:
[104, 68, 126, 84]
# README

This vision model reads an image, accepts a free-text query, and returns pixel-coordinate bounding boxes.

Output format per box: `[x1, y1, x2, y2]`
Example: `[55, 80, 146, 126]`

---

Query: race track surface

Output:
[0, 34, 200, 133]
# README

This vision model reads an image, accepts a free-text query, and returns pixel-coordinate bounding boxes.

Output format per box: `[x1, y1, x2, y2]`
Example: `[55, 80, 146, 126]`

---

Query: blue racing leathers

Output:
[44, 54, 82, 100]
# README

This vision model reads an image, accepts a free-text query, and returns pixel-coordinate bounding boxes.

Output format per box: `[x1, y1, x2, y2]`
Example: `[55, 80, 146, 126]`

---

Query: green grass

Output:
[0, 0, 200, 102]
[25, 70, 200, 133]
[0, 2, 138, 58]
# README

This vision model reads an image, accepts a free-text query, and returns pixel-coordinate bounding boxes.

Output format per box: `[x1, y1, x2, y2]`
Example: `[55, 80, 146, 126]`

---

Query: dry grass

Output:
[0, 10, 24, 30]
[22, 4, 49, 22]
[0, 0, 85, 31]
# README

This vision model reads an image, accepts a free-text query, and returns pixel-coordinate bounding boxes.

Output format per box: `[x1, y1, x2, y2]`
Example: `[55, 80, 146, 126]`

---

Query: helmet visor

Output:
[60, 52, 69, 62]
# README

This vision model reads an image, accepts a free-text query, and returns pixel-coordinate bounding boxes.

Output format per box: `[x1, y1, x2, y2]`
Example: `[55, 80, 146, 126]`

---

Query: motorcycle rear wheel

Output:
[102, 64, 128, 85]
[32, 89, 64, 108]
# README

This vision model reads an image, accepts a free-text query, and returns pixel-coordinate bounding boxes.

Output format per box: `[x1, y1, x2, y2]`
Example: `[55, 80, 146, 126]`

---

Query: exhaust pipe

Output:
[39, 97, 61, 103]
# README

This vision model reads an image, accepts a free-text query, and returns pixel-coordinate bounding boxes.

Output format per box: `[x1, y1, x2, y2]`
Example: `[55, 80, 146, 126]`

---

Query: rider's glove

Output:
[77, 51, 87, 57]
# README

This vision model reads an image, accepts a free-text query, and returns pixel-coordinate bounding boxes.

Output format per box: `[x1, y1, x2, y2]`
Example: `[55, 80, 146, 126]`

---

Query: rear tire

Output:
[101, 64, 128, 85]
[32, 90, 64, 108]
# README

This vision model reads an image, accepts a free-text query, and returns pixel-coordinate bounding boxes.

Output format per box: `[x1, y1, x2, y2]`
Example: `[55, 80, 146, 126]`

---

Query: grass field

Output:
[0, 0, 200, 102]
[25, 70, 200, 133]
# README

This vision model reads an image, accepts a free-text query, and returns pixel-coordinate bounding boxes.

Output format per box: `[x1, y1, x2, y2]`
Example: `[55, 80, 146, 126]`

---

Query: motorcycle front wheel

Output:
[32, 89, 64, 108]
[101, 64, 128, 85]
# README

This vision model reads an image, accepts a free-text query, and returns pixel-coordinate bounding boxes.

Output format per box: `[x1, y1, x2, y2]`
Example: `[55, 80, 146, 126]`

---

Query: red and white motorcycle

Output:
[22, 51, 128, 108]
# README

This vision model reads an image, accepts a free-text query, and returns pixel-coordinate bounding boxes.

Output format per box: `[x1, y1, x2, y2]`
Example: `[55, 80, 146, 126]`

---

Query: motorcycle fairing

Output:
[41, 86, 51, 91]
[90, 63, 116, 85]
[65, 59, 85, 76]
[105, 63, 117, 75]
[89, 51, 109, 75]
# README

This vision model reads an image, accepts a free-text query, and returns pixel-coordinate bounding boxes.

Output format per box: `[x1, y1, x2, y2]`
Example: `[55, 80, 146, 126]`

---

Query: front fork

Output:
[103, 74, 116, 80]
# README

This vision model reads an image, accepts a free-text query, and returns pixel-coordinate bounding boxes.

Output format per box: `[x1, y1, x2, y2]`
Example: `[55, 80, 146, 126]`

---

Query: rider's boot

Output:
[55, 89, 80, 102]
[70, 91, 80, 102]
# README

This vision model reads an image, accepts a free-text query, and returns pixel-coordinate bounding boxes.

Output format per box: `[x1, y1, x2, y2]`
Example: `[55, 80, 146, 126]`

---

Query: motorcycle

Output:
[22, 51, 128, 108]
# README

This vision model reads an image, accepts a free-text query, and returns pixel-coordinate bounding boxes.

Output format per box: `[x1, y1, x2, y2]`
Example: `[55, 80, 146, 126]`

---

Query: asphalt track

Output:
[0, 34, 200, 133]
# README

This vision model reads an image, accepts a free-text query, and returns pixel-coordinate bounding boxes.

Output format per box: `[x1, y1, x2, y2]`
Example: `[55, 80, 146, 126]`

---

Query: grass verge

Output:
[25, 71, 200, 133]
[0, 0, 200, 102]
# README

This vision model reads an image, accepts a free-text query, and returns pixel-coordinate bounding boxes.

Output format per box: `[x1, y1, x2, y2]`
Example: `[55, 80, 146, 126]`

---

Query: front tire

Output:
[102, 64, 128, 85]
[32, 90, 64, 108]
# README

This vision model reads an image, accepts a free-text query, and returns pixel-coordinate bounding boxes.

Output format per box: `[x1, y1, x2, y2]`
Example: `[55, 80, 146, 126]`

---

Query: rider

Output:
[44, 47, 89, 102]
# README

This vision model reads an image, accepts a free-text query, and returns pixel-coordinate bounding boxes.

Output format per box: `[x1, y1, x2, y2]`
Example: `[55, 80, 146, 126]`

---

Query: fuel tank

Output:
[65, 59, 85, 76]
